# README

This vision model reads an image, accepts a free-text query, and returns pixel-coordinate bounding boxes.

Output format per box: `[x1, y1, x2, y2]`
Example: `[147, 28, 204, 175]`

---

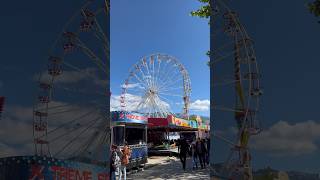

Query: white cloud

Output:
[34, 68, 106, 87]
[251, 120, 320, 156]
[189, 99, 210, 112]
[0, 103, 106, 158]
[110, 93, 142, 112]
[0, 105, 34, 157]
[110, 93, 171, 115]
[120, 83, 144, 89]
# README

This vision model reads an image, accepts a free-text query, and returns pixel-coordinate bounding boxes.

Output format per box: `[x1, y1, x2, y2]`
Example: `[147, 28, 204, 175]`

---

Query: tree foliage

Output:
[190, 0, 211, 18]
[308, 0, 320, 22]
[191, 0, 211, 66]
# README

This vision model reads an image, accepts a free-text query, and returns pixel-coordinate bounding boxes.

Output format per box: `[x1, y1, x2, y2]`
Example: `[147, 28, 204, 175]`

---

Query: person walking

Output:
[176, 138, 181, 153]
[110, 144, 120, 180]
[196, 138, 207, 169]
[119, 143, 131, 180]
[179, 138, 189, 171]
[191, 140, 198, 170]
[206, 137, 210, 165]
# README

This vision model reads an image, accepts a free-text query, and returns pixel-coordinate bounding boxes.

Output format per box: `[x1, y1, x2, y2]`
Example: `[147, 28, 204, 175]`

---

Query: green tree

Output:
[308, 0, 320, 22]
[190, 0, 211, 66]
[190, 0, 210, 18]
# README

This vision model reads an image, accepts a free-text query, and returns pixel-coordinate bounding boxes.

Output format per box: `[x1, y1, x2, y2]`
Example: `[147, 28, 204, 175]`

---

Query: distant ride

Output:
[120, 53, 191, 119]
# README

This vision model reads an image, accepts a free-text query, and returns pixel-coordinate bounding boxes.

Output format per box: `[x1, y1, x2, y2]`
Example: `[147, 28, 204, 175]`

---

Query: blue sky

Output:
[110, 0, 210, 116]
[0, 0, 320, 174]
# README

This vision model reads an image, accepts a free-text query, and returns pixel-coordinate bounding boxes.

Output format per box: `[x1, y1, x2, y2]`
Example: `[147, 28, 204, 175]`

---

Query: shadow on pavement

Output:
[128, 157, 209, 180]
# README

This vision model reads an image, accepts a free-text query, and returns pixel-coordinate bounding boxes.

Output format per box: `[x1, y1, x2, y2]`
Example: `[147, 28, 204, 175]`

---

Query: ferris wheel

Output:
[120, 53, 191, 118]
[211, 1, 262, 180]
[33, 0, 109, 161]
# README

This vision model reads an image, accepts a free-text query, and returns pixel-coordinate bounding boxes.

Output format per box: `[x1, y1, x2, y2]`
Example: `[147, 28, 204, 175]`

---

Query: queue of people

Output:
[110, 143, 132, 180]
[179, 137, 211, 171]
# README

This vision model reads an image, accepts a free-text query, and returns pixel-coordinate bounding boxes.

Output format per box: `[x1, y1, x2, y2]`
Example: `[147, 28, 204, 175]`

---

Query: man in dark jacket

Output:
[179, 138, 189, 171]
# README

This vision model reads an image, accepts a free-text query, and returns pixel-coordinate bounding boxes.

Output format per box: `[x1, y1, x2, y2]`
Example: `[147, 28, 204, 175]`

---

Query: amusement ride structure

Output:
[120, 54, 192, 119]
[210, 1, 263, 180]
[33, 0, 109, 161]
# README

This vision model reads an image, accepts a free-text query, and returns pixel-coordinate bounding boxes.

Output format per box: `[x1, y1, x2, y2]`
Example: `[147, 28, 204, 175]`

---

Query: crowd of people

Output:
[178, 137, 211, 171]
[109, 137, 210, 179]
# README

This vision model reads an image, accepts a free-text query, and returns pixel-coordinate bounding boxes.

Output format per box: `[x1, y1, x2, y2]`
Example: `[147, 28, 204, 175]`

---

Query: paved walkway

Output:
[128, 156, 210, 180]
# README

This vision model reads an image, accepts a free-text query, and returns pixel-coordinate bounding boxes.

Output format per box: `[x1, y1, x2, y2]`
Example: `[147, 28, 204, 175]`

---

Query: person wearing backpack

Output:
[119, 143, 131, 180]
[110, 144, 121, 180]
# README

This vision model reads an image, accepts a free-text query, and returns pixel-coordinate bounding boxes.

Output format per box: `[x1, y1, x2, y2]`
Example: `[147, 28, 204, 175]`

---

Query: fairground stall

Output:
[147, 115, 209, 155]
[180, 115, 210, 141]
[111, 111, 148, 169]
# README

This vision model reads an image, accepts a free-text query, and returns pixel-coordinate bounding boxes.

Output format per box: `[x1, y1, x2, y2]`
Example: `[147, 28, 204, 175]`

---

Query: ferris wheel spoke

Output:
[48, 107, 87, 116]
[151, 99, 161, 117]
[48, 115, 101, 144]
[213, 105, 244, 113]
[53, 117, 102, 157]
[39, 110, 98, 140]
[158, 77, 183, 92]
[214, 40, 235, 52]
[211, 51, 236, 64]
[158, 62, 178, 85]
[214, 79, 241, 87]
[134, 67, 151, 88]
[141, 58, 152, 85]
[157, 58, 170, 80]
[74, 39, 107, 74]
[159, 62, 178, 88]
[126, 87, 145, 95]
[158, 78, 183, 91]
[62, 61, 104, 84]
[48, 102, 104, 115]
[36, 103, 74, 112]
[155, 57, 162, 89]
[92, 18, 109, 47]
[213, 132, 237, 146]
[131, 73, 148, 89]
[154, 97, 170, 117]
[152, 56, 156, 89]
[135, 95, 149, 111]
[159, 86, 184, 93]
[54, 84, 106, 98]
[158, 70, 181, 90]
[157, 94, 176, 107]
[71, 130, 102, 158]
[158, 92, 183, 97]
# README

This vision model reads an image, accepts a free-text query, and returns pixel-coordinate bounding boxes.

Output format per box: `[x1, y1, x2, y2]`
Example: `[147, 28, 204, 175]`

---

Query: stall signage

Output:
[172, 117, 190, 128]
[0, 156, 109, 180]
[112, 111, 147, 124]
